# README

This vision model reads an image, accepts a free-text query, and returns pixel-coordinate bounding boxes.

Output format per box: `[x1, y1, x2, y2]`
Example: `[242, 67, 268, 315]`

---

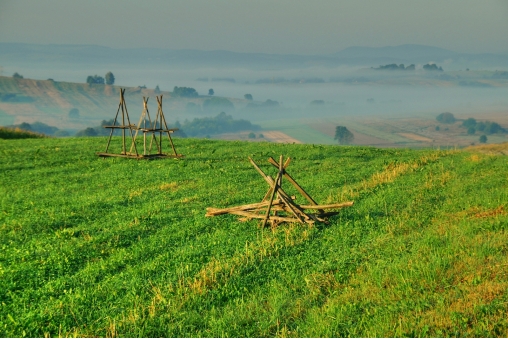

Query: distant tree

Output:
[53, 130, 70, 137]
[203, 97, 234, 113]
[476, 121, 486, 131]
[423, 63, 444, 72]
[462, 118, 477, 128]
[105, 72, 115, 85]
[485, 121, 505, 134]
[479, 135, 487, 143]
[435, 125, 440, 131]
[69, 108, 80, 119]
[467, 127, 476, 135]
[172, 86, 199, 98]
[154, 85, 161, 94]
[86, 75, 105, 85]
[18, 122, 32, 131]
[310, 100, 325, 105]
[258, 133, 264, 138]
[75, 127, 98, 137]
[248, 132, 256, 139]
[180, 112, 259, 137]
[262, 99, 279, 107]
[405, 64, 416, 70]
[436, 112, 456, 124]
[376, 64, 403, 70]
[244, 94, 253, 101]
[208, 88, 214, 96]
[12, 72, 23, 79]
[334, 126, 354, 145]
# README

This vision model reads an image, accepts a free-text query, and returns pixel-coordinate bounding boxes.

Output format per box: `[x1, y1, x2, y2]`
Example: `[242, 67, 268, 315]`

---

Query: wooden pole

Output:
[124, 93, 139, 157]
[158, 96, 178, 156]
[121, 90, 126, 154]
[104, 88, 123, 153]
[268, 157, 324, 213]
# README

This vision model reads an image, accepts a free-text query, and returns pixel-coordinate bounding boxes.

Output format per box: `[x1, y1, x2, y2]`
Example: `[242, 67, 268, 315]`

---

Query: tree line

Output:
[86, 72, 115, 85]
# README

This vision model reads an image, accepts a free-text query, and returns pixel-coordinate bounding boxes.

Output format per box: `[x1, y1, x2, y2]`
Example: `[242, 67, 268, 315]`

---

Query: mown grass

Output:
[0, 137, 507, 337]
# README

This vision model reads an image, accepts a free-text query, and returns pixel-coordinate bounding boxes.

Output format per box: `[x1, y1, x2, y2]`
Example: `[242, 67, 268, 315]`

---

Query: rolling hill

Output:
[0, 76, 247, 133]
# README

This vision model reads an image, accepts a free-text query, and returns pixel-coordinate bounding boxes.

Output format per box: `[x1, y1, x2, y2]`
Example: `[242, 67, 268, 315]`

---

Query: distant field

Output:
[1, 75, 508, 148]
[1, 137, 508, 337]
[259, 119, 334, 144]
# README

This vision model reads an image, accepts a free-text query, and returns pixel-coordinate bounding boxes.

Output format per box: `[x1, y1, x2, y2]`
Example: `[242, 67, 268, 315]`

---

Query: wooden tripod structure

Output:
[206, 155, 354, 227]
[97, 89, 183, 159]
[97, 88, 138, 158]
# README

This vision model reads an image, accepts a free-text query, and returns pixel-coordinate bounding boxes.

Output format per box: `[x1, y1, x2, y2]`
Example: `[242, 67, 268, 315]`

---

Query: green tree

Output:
[12, 72, 23, 79]
[467, 127, 476, 135]
[462, 118, 477, 128]
[154, 85, 161, 94]
[105, 72, 115, 85]
[334, 126, 354, 145]
[18, 122, 32, 131]
[244, 94, 253, 101]
[173, 86, 199, 98]
[203, 97, 234, 113]
[479, 134, 487, 143]
[485, 121, 505, 134]
[86, 75, 105, 85]
[436, 112, 456, 124]
[208, 89, 214, 96]
[75, 127, 98, 137]
[423, 63, 443, 71]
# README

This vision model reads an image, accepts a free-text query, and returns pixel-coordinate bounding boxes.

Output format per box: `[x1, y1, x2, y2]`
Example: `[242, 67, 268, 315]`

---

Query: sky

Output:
[1, 0, 508, 55]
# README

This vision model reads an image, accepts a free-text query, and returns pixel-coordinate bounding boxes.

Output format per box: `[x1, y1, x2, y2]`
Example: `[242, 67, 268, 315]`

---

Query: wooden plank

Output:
[300, 201, 354, 210]
[102, 125, 137, 129]
[268, 156, 320, 208]
[228, 210, 308, 223]
[262, 168, 282, 227]
[205, 200, 283, 216]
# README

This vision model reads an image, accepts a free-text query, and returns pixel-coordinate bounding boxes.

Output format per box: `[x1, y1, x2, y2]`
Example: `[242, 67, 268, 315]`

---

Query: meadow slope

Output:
[1, 137, 507, 337]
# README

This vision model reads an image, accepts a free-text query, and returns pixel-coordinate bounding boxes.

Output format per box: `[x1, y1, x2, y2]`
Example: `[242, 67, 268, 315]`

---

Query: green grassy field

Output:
[1, 137, 507, 337]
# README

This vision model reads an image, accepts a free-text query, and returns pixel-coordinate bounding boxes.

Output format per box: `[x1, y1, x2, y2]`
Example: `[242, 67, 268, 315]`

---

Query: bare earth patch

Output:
[261, 131, 302, 143]
[348, 129, 397, 146]
[211, 130, 301, 143]
[397, 133, 433, 142]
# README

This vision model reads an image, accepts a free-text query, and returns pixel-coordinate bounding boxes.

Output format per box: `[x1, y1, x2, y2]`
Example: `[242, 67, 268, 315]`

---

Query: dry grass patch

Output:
[159, 182, 178, 191]
[466, 142, 508, 155]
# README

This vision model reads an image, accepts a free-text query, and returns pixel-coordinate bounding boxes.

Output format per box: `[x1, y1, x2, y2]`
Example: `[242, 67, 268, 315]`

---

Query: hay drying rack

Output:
[206, 155, 353, 227]
[97, 88, 183, 159]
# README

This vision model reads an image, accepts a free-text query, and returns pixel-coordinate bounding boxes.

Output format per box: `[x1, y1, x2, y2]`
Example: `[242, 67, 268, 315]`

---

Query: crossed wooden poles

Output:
[206, 155, 354, 227]
[97, 88, 183, 159]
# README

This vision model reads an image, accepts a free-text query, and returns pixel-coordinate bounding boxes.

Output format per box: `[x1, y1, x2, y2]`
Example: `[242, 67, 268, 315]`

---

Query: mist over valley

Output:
[1, 43, 508, 147]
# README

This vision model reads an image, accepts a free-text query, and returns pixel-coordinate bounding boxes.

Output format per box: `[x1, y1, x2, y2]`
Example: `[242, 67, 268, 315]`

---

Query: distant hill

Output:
[0, 76, 245, 131]
[1, 42, 508, 70]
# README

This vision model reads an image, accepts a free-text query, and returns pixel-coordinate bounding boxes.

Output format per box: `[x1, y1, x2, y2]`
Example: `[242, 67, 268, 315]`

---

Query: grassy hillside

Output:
[1, 137, 507, 337]
[0, 76, 246, 130]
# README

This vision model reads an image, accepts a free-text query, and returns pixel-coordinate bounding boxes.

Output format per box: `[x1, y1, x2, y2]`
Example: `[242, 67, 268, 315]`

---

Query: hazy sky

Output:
[1, 0, 508, 55]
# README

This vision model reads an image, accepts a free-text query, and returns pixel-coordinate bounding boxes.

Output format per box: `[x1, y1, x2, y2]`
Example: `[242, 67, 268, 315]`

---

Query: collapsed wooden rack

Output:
[97, 88, 183, 159]
[206, 155, 353, 227]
